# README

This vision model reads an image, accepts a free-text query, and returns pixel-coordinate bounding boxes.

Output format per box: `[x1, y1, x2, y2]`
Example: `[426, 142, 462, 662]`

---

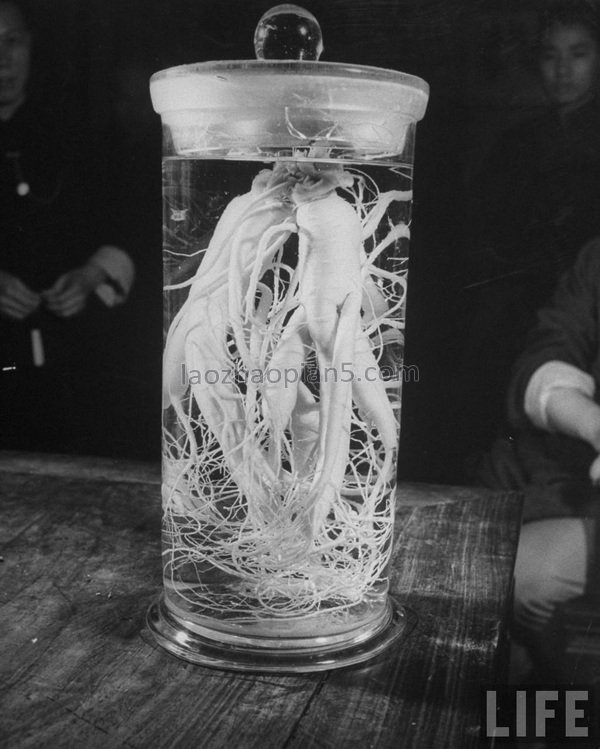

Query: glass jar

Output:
[147, 4, 428, 672]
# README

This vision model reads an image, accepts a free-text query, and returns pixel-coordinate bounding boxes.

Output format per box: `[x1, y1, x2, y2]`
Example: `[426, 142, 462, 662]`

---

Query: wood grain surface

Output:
[0, 454, 521, 748]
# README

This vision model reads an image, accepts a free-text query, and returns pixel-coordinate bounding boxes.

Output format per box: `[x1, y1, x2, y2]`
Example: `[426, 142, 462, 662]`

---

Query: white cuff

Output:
[90, 245, 135, 307]
[524, 360, 596, 430]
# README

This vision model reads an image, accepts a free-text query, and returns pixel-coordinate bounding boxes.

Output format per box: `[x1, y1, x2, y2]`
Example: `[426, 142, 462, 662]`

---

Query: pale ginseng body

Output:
[161, 157, 411, 639]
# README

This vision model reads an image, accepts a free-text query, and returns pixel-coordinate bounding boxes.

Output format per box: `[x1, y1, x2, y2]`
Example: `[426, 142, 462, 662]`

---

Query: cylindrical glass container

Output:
[147, 6, 428, 672]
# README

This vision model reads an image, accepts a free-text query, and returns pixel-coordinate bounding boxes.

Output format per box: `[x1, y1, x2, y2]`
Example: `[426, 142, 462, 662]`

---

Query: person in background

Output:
[0, 0, 135, 455]
[457, 0, 600, 473]
[95, 59, 164, 460]
[479, 237, 600, 680]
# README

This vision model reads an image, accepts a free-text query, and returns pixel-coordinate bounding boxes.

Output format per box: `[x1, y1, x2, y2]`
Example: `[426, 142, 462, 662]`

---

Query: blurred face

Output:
[539, 22, 600, 109]
[0, 2, 30, 109]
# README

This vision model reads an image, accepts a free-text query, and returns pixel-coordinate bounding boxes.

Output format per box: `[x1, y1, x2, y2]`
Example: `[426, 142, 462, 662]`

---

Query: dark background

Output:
[27, 0, 549, 147]
[22, 0, 571, 477]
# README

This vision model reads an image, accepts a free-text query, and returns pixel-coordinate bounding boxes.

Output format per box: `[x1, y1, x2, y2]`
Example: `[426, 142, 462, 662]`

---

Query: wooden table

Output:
[0, 451, 521, 748]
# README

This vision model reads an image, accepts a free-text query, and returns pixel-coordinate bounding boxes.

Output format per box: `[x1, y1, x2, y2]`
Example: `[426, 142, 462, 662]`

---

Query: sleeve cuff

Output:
[90, 245, 135, 307]
[524, 360, 596, 430]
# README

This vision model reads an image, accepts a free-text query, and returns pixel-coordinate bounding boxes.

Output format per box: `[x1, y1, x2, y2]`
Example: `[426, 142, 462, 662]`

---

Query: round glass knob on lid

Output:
[254, 4, 323, 61]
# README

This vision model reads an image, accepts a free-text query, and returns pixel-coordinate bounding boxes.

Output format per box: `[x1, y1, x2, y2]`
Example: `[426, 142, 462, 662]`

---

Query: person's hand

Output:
[0, 270, 41, 320]
[42, 263, 106, 318]
[590, 454, 600, 486]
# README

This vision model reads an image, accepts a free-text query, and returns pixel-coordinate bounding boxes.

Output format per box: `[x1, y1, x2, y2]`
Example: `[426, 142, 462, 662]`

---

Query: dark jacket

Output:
[471, 97, 600, 289]
[479, 238, 600, 520]
[459, 97, 600, 464]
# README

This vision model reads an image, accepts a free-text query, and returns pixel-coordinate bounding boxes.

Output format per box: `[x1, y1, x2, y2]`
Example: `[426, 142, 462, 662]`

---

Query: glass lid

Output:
[150, 4, 429, 159]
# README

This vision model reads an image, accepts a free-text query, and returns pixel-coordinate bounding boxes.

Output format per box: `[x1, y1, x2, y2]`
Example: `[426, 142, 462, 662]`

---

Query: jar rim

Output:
[150, 60, 429, 122]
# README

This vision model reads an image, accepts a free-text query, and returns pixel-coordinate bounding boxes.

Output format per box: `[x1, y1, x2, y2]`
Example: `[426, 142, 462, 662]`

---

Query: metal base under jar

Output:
[146, 594, 412, 673]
